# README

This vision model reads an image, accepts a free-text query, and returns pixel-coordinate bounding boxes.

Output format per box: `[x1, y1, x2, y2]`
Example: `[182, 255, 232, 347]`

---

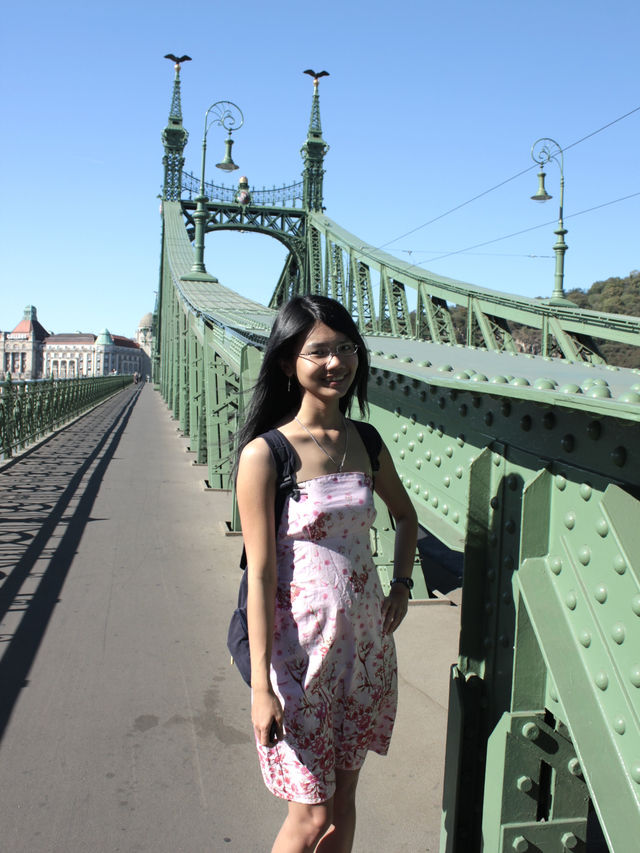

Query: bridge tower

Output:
[161, 60, 189, 201]
[301, 74, 329, 212]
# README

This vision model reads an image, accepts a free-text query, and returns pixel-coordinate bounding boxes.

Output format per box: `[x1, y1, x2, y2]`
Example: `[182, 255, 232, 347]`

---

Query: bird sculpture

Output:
[303, 69, 330, 84]
[165, 54, 192, 69]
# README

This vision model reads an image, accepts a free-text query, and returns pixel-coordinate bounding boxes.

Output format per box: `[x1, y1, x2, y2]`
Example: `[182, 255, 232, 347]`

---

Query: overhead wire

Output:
[376, 103, 640, 252]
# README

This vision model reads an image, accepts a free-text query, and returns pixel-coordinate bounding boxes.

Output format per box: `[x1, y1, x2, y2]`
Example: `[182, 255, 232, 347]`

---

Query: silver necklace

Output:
[294, 416, 349, 472]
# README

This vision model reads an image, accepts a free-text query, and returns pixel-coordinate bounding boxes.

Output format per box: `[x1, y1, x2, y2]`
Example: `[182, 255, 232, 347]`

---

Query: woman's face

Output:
[287, 321, 359, 403]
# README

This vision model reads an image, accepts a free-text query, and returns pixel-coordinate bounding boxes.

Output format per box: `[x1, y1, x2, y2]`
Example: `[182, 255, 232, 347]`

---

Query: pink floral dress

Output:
[255, 471, 398, 804]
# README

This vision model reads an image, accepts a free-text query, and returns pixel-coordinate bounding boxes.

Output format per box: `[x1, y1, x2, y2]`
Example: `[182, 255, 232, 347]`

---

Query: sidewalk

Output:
[0, 385, 460, 852]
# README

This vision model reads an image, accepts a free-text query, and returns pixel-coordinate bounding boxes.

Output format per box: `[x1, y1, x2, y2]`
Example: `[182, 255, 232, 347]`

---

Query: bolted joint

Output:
[561, 831, 578, 850]
[512, 836, 529, 853]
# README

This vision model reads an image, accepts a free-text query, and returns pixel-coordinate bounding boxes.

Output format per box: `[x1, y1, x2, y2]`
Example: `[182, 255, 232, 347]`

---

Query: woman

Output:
[235, 295, 417, 853]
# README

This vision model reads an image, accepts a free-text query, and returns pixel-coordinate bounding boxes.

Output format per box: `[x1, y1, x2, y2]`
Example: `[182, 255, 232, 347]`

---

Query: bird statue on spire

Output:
[303, 69, 330, 87]
[165, 54, 192, 70]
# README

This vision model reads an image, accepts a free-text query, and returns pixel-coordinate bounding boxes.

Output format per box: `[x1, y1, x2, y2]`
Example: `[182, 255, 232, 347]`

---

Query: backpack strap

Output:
[352, 420, 383, 478]
[239, 430, 298, 569]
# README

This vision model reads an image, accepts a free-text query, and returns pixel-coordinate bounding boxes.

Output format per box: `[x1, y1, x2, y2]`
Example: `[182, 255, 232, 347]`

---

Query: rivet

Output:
[503, 557, 514, 571]
[614, 717, 626, 735]
[630, 666, 640, 688]
[632, 765, 640, 784]
[612, 624, 625, 644]
[485, 412, 494, 426]
[455, 466, 464, 479]
[389, 380, 396, 389]
[426, 422, 434, 433]
[543, 412, 556, 429]
[516, 775, 533, 793]
[561, 434, 575, 452]
[423, 490, 429, 500]
[408, 441, 415, 451]
[392, 433, 399, 443]
[549, 684, 559, 702]
[438, 397, 446, 409]
[587, 420, 602, 440]
[501, 400, 512, 416]
[596, 519, 609, 537]
[453, 512, 460, 523]
[534, 378, 557, 390]
[415, 459, 422, 469]
[399, 449, 405, 459]
[472, 395, 482, 407]
[564, 512, 576, 530]
[490, 496, 499, 509]
[579, 483, 592, 501]
[505, 519, 516, 534]
[613, 554, 626, 575]
[578, 630, 591, 647]
[555, 474, 567, 491]
[489, 533, 498, 546]
[550, 557, 563, 575]
[560, 383, 582, 395]
[611, 446, 627, 467]
[443, 476, 451, 488]
[404, 478, 412, 488]
[403, 385, 411, 395]
[595, 585, 608, 604]
[414, 484, 421, 494]
[595, 671, 609, 691]
[511, 376, 530, 387]
[500, 634, 511, 648]
[566, 591, 577, 611]
[487, 569, 496, 582]
[578, 546, 591, 566]
[459, 404, 468, 416]
[507, 474, 518, 490]
[434, 455, 442, 467]
[492, 453, 501, 466]
[417, 432, 424, 442]
[456, 434, 465, 447]
[561, 831, 578, 850]
[419, 390, 427, 401]
[520, 415, 532, 431]
[568, 758, 582, 776]
[431, 496, 439, 508]
[521, 722, 539, 741]
[401, 424, 408, 434]
[631, 595, 640, 616]
[442, 504, 449, 515]
[512, 836, 529, 853]
[438, 364, 453, 373]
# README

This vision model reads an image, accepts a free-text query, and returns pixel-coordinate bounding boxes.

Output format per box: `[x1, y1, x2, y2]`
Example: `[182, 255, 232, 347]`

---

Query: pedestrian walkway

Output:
[0, 385, 461, 853]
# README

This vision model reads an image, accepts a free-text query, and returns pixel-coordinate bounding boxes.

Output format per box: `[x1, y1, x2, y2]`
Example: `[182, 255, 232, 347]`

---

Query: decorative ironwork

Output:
[180, 171, 304, 207]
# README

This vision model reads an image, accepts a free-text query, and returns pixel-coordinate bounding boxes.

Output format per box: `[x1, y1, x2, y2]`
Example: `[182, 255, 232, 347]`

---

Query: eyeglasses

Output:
[297, 342, 359, 364]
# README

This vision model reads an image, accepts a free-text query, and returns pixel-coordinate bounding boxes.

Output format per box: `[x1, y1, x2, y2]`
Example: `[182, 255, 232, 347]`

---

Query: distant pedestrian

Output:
[234, 295, 417, 852]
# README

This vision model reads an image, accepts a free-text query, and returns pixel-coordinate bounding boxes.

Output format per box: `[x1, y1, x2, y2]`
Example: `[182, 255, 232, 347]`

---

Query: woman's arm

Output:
[236, 438, 284, 745]
[373, 441, 419, 634]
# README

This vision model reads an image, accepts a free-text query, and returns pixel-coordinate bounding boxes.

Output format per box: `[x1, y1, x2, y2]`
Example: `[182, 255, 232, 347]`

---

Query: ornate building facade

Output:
[1, 306, 151, 380]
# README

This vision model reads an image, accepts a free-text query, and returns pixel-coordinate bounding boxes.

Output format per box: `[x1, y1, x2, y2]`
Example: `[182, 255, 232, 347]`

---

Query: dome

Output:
[96, 328, 113, 346]
[139, 312, 153, 328]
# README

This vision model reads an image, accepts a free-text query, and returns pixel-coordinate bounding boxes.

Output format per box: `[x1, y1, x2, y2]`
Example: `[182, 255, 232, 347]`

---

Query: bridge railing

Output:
[0, 374, 134, 460]
[157, 197, 640, 852]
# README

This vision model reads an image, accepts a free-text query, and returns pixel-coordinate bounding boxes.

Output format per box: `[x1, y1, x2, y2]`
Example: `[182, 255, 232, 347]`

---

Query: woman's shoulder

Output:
[239, 435, 278, 475]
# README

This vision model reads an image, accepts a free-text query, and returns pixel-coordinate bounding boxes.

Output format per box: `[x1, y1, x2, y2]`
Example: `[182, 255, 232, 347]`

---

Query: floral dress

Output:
[255, 471, 398, 804]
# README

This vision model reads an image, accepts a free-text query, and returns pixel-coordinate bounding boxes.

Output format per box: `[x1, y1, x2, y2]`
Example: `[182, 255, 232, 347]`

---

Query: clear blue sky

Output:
[2, 0, 638, 338]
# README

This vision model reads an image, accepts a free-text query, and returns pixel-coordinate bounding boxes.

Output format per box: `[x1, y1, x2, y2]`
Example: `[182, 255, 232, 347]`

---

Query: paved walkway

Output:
[0, 385, 461, 853]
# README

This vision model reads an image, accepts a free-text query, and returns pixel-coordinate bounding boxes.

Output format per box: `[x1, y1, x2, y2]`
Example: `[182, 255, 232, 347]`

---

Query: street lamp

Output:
[183, 100, 244, 281]
[530, 137, 571, 306]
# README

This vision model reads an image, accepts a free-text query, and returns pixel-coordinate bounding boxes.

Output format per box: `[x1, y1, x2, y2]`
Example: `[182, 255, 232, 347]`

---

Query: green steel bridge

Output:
[156, 62, 640, 853]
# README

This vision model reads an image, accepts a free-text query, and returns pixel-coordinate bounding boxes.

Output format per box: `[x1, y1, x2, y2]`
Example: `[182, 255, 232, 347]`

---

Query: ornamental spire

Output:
[301, 70, 330, 212]
[161, 55, 191, 201]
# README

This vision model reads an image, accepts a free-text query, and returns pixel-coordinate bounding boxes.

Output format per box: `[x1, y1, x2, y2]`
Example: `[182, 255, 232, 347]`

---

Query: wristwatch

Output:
[390, 576, 414, 591]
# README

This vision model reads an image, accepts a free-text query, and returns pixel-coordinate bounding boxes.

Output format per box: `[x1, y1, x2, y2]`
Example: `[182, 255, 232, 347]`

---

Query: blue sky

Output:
[2, 0, 638, 338]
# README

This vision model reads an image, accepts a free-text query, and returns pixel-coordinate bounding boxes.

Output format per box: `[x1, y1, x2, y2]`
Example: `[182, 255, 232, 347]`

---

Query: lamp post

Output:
[530, 137, 572, 306]
[184, 101, 244, 281]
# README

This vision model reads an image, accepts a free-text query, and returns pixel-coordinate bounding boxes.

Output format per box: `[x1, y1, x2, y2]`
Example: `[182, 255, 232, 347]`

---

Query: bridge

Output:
[156, 60, 640, 852]
[1, 62, 638, 852]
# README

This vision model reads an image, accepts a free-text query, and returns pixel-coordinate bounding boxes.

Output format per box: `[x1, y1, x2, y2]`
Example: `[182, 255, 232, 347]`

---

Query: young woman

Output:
[235, 295, 418, 853]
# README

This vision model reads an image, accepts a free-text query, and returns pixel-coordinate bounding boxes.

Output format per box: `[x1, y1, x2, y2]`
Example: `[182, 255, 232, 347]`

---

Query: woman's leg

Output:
[315, 768, 361, 852]
[271, 800, 333, 853]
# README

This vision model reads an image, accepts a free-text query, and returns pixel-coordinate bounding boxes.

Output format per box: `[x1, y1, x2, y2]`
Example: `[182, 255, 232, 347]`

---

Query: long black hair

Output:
[235, 295, 369, 469]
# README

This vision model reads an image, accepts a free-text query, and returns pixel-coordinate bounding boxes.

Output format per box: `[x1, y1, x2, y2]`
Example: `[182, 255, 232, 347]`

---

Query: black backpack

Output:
[227, 421, 382, 686]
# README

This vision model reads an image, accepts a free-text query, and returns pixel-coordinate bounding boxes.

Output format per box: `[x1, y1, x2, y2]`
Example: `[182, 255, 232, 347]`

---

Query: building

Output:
[1, 306, 150, 380]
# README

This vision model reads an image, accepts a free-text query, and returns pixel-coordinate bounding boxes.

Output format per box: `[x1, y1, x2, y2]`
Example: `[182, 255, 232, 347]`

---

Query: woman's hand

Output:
[382, 584, 410, 635]
[252, 687, 284, 747]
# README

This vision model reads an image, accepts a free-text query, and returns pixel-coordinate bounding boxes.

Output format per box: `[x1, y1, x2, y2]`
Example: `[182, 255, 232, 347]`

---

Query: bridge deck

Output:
[0, 385, 460, 853]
